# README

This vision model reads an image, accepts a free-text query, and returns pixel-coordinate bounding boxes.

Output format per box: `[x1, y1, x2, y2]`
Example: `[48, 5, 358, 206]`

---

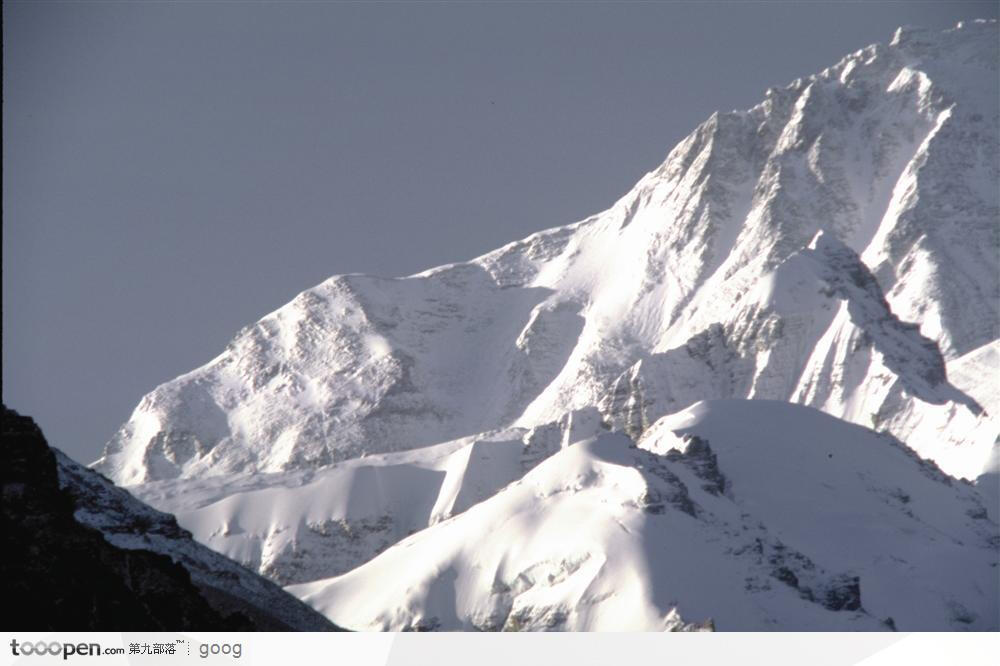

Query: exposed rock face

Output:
[0, 406, 339, 630]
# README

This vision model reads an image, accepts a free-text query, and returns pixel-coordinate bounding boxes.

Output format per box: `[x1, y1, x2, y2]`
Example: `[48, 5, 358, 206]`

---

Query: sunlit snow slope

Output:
[289, 401, 998, 631]
[98, 21, 999, 631]
[96, 21, 997, 485]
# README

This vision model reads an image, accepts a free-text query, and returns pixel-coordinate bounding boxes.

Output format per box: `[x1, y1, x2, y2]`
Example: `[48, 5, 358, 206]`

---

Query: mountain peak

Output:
[90, 22, 1000, 632]
[95, 22, 997, 487]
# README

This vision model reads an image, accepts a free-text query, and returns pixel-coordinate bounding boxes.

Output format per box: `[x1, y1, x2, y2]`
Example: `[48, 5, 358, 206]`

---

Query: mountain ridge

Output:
[287, 401, 997, 631]
[1, 406, 340, 630]
[95, 20, 997, 485]
[87, 21, 999, 631]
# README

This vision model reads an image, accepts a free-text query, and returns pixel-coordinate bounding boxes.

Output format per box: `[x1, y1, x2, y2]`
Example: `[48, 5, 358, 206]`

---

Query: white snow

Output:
[287, 402, 997, 631]
[132, 421, 568, 585]
[97, 21, 999, 631]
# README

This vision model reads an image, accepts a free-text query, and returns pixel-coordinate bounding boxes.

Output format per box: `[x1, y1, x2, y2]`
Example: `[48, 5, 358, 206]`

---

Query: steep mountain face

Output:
[95, 21, 997, 486]
[0, 406, 339, 631]
[91, 22, 999, 631]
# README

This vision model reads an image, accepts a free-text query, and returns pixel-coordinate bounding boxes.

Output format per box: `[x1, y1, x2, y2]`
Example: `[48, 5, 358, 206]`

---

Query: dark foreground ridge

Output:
[0, 405, 341, 630]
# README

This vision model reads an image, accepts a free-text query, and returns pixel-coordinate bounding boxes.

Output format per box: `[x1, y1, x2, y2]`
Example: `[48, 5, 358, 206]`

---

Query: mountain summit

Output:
[94, 22, 998, 630]
[95, 20, 997, 486]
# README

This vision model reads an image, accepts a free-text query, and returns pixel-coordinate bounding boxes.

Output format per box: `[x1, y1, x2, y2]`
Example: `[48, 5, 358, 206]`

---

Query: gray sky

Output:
[5, 1, 997, 465]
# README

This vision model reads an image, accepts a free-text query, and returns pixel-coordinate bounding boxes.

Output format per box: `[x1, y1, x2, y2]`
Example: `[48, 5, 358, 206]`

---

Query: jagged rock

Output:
[0, 406, 340, 631]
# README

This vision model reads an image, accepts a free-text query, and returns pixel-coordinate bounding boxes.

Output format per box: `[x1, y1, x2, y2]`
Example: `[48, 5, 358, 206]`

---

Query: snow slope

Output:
[95, 21, 1000, 631]
[287, 401, 998, 631]
[95, 21, 997, 486]
[132, 415, 584, 585]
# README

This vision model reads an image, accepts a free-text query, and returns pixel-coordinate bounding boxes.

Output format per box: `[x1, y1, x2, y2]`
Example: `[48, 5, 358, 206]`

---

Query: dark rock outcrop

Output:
[0, 406, 340, 630]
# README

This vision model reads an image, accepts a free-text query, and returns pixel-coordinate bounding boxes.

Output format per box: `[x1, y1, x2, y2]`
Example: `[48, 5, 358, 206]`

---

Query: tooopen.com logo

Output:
[10, 639, 125, 660]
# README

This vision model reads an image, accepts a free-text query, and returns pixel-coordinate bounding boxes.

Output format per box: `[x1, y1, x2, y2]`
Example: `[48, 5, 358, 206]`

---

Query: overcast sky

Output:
[4, 1, 997, 465]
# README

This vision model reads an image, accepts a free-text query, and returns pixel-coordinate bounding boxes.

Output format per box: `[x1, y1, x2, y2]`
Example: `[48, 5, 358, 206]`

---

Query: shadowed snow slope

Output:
[97, 22, 999, 631]
[287, 401, 997, 631]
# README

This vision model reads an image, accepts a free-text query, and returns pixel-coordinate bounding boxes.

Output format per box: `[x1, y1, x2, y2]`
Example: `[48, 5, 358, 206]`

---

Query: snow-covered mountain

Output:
[96, 21, 998, 631]
[132, 400, 997, 631]
[289, 401, 998, 631]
